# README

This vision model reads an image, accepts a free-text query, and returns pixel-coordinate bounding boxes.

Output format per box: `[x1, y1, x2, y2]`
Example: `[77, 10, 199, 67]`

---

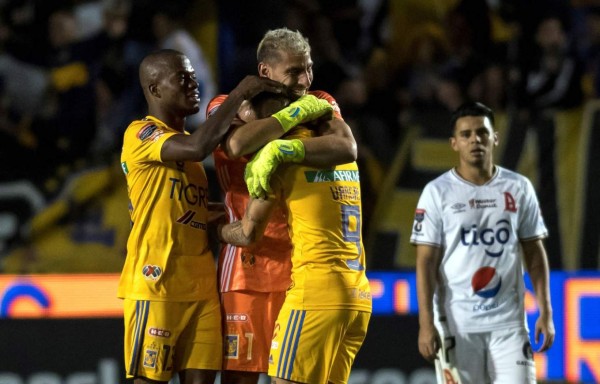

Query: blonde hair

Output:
[257, 28, 311, 64]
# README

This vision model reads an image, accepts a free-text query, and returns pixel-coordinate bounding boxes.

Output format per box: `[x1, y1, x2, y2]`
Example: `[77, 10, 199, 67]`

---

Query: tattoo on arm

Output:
[221, 221, 253, 246]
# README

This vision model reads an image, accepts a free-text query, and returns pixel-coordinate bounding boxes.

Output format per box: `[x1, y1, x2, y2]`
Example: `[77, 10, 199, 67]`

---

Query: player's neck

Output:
[148, 109, 186, 132]
[455, 163, 495, 185]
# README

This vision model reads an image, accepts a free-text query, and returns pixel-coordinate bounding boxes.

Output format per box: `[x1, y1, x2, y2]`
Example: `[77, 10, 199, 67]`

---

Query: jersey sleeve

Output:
[410, 183, 443, 246]
[125, 121, 177, 164]
[517, 177, 549, 240]
[206, 94, 228, 119]
[309, 90, 343, 120]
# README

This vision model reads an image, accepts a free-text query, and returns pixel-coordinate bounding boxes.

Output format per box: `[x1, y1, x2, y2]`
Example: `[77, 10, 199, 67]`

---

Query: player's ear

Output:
[258, 62, 270, 78]
[149, 83, 160, 98]
[450, 137, 458, 152]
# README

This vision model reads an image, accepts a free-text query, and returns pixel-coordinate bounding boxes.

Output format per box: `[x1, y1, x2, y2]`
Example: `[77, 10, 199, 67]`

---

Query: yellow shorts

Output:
[222, 290, 286, 373]
[268, 305, 371, 384]
[123, 296, 222, 381]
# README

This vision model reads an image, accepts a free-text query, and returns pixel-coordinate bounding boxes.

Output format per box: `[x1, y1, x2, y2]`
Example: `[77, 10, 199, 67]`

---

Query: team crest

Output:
[241, 252, 256, 266]
[143, 348, 158, 368]
[504, 192, 517, 212]
[226, 335, 239, 358]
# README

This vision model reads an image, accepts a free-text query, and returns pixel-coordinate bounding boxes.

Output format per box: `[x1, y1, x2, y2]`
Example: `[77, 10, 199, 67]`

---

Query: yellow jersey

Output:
[271, 161, 372, 312]
[118, 116, 217, 301]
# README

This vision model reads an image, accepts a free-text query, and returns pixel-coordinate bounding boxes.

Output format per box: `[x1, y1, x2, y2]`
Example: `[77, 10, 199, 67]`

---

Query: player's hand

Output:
[534, 312, 555, 352]
[232, 75, 287, 100]
[418, 324, 441, 363]
[244, 139, 305, 199]
[271, 94, 333, 132]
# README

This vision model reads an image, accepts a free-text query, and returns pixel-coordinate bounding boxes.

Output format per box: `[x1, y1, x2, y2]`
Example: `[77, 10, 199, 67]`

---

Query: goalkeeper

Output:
[207, 27, 357, 384]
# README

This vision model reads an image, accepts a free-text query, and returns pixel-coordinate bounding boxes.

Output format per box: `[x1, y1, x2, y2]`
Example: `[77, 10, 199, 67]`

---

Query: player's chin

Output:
[186, 104, 200, 115]
[290, 88, 307, 98]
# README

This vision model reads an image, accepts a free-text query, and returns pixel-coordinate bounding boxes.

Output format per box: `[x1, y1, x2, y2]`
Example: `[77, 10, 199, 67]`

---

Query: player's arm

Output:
[218, 197, 277, 247]
[222, 116, 287, 159]
[161, 75, 286, 162]
[415, 243, 443, 362]
[299, 117, 357, 167]
[521, 239, 555, 352]
[223, 94, 355, 164]
[225, 115, 357, 166]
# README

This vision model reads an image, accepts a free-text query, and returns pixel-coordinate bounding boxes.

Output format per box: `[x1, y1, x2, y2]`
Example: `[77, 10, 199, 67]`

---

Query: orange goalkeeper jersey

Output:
[208, 90, 343, 293]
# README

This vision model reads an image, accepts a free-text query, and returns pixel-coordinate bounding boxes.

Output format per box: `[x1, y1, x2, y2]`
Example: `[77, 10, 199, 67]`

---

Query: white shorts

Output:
[437, 327, 536, 384]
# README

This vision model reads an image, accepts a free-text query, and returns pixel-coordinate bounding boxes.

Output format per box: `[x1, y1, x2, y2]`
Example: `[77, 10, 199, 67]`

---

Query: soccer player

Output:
[411, 102, 555, 383]
[207, 28, 357, 384]
[218, 93, 371, 384]
[118, 49, 285, 384]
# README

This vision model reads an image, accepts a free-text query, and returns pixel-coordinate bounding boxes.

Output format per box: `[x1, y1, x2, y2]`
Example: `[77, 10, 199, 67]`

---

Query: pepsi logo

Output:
[471, 267, 502, 298]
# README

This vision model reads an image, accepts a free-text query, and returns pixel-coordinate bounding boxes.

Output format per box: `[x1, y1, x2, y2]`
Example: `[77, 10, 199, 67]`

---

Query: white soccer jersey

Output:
[410, 166, 548, 333]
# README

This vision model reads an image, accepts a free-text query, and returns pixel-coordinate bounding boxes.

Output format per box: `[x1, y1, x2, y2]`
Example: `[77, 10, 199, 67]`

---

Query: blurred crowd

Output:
[1, 0, 600, 271]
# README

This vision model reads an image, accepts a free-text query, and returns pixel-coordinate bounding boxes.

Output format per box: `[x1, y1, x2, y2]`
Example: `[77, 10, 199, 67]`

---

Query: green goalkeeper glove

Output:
[245, 139, 305, 199]
[271, 94, 332, 132]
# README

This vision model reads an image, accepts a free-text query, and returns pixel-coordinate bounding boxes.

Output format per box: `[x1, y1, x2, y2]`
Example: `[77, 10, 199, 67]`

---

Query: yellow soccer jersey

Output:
[118, 116, 217, 301]
[271, 162, 372, 312]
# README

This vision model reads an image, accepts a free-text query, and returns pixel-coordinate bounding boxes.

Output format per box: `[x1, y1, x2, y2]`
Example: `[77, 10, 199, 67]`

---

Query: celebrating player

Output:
[118, 49, 285, 383]
[207, 28, 357, 384]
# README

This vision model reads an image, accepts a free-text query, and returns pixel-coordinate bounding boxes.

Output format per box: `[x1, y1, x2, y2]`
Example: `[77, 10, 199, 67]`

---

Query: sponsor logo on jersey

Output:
[504, 192, 517, 212]
[121, 161, 128, 175]
[177, 210, 196, 224]
[471, 267, 502, 299]
[350, 288, 371, 300]
[169, 178, 209, 207]
[469, 198, 497, 209]
[176, 210, 207, 230]
[226, 313, 249, 322]
[451, 202, 466, 213]
[460, 219, 511, 257]
[305, 170, 360, 183]
[143, 348, 158, 368]
[413, 209, 425, 232]
[148, 327, 172, 338]
[330, 186, 360, 201]
[136, 123, 163, 142]
[226, 335, 239, 358]
[142, 265, 162, 280]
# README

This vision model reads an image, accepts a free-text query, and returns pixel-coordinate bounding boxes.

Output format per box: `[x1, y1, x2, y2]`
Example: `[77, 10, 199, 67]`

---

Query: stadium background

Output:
[0, 0, 599, 383]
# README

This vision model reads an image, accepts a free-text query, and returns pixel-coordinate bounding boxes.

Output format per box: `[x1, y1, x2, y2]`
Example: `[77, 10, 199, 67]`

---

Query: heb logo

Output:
[149, 327, 172, 338]
[226, 313, 249, 322]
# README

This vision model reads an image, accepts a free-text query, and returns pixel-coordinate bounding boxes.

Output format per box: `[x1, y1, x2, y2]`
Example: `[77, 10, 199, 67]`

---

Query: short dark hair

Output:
[449, 102, 495, 134]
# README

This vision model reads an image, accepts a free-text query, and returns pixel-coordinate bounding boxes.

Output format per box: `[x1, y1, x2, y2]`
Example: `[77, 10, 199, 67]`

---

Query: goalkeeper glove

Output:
[271, 94, 332, 132]
[245, 139, 305, 199]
